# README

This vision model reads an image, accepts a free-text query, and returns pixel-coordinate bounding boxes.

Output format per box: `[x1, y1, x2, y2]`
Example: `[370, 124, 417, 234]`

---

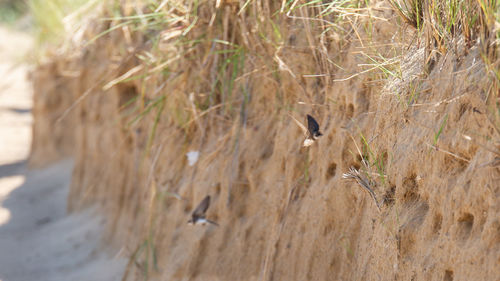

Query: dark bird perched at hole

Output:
[187, 195, 219, 226]
[304, 114, 323, 146]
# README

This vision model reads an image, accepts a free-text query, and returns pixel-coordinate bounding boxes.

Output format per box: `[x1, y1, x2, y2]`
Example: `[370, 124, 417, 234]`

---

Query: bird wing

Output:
[307, 114, 320, 135]
[289, 113, 308, 137]
[192, 195, 210, 217]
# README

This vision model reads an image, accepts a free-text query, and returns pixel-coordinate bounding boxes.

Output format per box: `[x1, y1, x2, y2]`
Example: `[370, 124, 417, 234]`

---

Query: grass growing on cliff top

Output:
[32, 0, 499, 157]
[29, 0, 99, 47]
[0, 0, 27, 23]
[389, 0, 499, 52]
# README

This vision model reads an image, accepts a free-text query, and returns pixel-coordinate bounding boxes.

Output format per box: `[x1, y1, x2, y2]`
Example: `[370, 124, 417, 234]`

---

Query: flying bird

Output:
[307, 114, 323, 139]
[187, 195, 219, 226]
[289, 113, 323, 147]
[303, 114, 323, 146]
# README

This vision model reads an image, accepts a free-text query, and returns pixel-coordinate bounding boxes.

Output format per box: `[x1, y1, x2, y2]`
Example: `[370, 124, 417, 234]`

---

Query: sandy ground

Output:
[0, 26, 126, 281]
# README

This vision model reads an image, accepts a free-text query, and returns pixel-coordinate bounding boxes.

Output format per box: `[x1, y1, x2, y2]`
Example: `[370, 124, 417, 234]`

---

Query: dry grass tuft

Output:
[342, 166, 381, 212]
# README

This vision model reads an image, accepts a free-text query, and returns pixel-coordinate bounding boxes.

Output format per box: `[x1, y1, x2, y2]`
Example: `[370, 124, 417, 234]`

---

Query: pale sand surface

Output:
[0, 25, 126, 281]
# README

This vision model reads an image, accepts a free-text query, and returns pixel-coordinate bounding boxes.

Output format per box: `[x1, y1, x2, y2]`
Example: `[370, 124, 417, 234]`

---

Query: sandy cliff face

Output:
[30, 1, 499, 280]
[30, 59, 78, 166]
